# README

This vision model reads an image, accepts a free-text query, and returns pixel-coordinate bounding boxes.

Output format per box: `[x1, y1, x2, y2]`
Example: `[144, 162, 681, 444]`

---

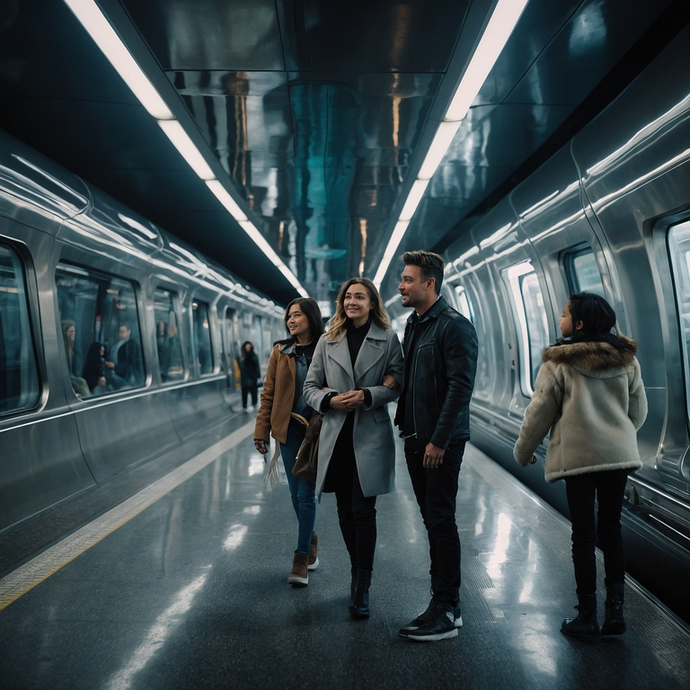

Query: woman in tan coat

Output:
[254, 298, 324, 587]
[514, 293, 647, 639]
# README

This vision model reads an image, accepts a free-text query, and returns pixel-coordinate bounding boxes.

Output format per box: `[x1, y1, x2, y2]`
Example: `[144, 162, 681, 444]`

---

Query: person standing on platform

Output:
[254, 298, 324, 586]
[395, 250, 478, 642]
[238, 341, 261, 412]
[303, 278, 403, 619]
[514, 292, 647, 638]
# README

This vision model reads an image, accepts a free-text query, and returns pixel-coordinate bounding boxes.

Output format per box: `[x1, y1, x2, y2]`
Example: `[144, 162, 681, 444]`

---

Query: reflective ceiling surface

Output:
[0, 0, 687, 309]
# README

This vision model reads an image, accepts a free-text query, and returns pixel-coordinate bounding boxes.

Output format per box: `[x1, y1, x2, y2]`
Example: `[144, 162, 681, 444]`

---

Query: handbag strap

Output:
[290, 412, 309, 427]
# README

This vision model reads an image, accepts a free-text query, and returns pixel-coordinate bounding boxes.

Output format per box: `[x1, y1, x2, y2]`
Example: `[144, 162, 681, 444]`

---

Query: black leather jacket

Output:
[395, 296, 478, 448]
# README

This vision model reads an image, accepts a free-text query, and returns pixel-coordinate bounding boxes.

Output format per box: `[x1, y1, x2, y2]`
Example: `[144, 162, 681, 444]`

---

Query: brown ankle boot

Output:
[288, 551, 309, 586]
[308, 532, 319, 571]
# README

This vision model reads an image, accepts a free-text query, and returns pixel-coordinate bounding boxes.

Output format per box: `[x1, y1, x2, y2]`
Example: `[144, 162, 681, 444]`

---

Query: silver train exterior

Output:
[389, 25, 690, 621]
[0, 130, 284, 533]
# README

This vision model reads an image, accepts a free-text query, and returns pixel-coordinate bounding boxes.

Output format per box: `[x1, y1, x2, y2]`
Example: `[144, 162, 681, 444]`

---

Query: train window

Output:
[504, 262, 549, 396]
[192, 299, 213, 375]
[55, 265, 145, 396]
[154, 288, 184, 383]
[453, 285, 475, 323]
[668, 220, 690, 417]
[563, 245, 605, 296]
[0, 245, 39, 415]
[224, 308, 240, 388]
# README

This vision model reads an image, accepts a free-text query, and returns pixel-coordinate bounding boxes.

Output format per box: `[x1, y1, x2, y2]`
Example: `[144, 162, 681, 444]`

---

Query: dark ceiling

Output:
[1, 0, 688, 310]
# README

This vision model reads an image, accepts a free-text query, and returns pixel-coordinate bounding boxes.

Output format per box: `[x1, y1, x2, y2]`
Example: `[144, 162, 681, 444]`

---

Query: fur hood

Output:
[541, 334, 637, 379]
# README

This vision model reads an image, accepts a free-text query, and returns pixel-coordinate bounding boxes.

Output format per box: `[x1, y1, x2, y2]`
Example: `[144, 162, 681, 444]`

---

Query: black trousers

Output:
[241, 385, 257, 408]
[326, 415, 377, 572]
[564, 469, 629, 595]
[405, 441, 465, 604]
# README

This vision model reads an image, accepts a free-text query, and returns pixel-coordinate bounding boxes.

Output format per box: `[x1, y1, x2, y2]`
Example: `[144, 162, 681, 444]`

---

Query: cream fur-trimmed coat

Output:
[513, 335, 648, 482]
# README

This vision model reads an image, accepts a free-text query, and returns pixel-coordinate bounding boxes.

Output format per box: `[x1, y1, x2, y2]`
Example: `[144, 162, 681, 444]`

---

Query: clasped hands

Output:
[329, 374, 398, 412]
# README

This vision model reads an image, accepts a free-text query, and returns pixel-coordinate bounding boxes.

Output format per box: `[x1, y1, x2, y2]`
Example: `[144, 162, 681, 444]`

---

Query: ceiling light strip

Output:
[62, 0, 307, 299]
[63, 0, 173, 120]
[373, 0, 529, 289]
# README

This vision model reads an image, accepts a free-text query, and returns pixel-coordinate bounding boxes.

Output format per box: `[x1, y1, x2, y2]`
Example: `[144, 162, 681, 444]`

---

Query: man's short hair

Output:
[402, 250, 444, 295]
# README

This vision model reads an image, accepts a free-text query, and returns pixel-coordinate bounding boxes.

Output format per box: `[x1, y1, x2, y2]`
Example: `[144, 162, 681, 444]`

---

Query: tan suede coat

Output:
[254, 343, 296, 445]
[513, 335, 647, 482]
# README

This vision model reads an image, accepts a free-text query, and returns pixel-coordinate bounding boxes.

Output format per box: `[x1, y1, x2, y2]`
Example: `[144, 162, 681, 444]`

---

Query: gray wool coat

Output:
[303, 322, 404, 499]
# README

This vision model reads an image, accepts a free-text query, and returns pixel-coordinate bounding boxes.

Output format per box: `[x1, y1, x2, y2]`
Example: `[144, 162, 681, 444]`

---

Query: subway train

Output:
[391, 25, 690, 622]
[0, 130, 285, 534]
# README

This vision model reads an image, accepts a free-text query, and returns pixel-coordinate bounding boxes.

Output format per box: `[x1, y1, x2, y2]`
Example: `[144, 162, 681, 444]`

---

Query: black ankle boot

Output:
[601, 583, 626, 635]
[561, 594, 599, 638]
[350, 565, 358, 605]
[349, 569, 371, 619]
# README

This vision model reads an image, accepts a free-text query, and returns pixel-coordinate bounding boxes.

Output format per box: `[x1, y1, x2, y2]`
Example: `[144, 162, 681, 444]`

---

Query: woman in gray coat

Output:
[304, 277, 403, 619]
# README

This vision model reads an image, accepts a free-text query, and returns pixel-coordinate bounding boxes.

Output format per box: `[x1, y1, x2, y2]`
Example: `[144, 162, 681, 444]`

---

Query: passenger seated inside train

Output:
[82, 341, 109, 395]
[61, 320, 90, 397]
[105, 323, 143, 389]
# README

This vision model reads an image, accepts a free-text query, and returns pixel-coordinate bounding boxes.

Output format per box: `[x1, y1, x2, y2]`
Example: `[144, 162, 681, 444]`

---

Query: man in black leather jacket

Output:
[394, 250, 478, 642]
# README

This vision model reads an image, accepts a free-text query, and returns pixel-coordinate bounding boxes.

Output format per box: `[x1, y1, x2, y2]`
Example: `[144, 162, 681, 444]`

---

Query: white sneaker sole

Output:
[308, 556, 319, 571]
[408, 628, 459, 642]
[288, 576, 308, 586]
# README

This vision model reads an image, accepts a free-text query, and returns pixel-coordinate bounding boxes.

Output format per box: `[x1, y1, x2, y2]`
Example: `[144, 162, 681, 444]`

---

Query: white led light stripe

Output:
[374, 0, 530, 290]
[63, 0, 173, 120]
[62, 0, 307, 298]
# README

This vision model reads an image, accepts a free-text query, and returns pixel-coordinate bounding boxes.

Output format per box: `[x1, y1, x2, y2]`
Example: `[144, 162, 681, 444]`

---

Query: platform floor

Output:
[1, 416, 689, 690]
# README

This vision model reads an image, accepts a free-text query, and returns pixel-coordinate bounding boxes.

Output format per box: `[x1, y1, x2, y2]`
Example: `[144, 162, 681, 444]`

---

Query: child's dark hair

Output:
[568, 292, 630, 351]
[276, 297, 324, 346]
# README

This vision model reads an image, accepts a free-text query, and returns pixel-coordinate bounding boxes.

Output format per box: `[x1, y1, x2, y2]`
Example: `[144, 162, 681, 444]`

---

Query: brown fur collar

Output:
[542, 334, 637, 371]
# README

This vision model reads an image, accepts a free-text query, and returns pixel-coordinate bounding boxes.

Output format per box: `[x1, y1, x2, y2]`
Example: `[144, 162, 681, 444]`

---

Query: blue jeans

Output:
[405, 441, 465, 604]
[565, 469, 629, 595]
[280, 423, 317, 555]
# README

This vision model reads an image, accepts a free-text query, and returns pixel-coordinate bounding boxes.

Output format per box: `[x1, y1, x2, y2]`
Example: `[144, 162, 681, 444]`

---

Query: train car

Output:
[0, 129, 284, 532]
[389, 24, 690, 622]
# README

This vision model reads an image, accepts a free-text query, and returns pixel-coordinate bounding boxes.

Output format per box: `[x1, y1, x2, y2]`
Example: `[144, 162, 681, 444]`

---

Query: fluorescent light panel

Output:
[445, 0, 530, 122]
[417, 121, 462, 180]
[399, 179, 430, 221]
[374, 0, 529, 290]
[206, 180, 248, 221]
[158, 120, 215, 180]
[63, 0, 308, 299]
[63, 0, 173, 120]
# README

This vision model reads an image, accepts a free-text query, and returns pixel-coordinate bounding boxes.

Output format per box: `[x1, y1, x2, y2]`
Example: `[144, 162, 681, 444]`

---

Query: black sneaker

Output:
[406, 602, 460, 642]
[399, 601, 462, 639]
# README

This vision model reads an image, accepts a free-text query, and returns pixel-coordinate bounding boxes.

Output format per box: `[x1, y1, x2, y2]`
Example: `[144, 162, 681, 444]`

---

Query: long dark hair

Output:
[241, 341, 255, 359]
[276, 297, 324, 346]
[566, 292, 630, 352]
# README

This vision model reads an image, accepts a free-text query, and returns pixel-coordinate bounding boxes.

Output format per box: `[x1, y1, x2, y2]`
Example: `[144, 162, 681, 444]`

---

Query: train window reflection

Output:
[55, 266, 145, 396]
[0, 244, 39, 415]
[504, 263, 549, 396]
[192, 300, 213, 375]
[668, 220, 690, 418]
[225, 308, 240, 389]
[453, 285, 475, 323]
[154, 289, 184, 383]
[563, 245, 605, 295]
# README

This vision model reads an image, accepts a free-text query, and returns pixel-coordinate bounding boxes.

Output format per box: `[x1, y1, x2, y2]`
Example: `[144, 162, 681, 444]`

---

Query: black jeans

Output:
[405, 441, 465, 604]
[564, 469, 629, 595]
[241, 385, 257, 408]
[327, 416, 377, 572]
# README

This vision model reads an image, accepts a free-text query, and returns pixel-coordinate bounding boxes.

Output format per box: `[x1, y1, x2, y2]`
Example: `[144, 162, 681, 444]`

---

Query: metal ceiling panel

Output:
[277, 0, 472, 73]
[506, 0, 675, 106]
[121, 0, 285, 70]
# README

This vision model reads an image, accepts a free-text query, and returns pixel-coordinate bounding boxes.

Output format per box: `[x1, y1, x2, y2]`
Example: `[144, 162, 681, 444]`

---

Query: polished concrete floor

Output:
[1, 417, 689, 690]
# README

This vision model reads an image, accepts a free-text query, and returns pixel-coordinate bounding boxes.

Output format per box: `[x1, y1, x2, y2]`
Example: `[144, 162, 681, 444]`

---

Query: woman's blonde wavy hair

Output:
[326, 277, 391, 342]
